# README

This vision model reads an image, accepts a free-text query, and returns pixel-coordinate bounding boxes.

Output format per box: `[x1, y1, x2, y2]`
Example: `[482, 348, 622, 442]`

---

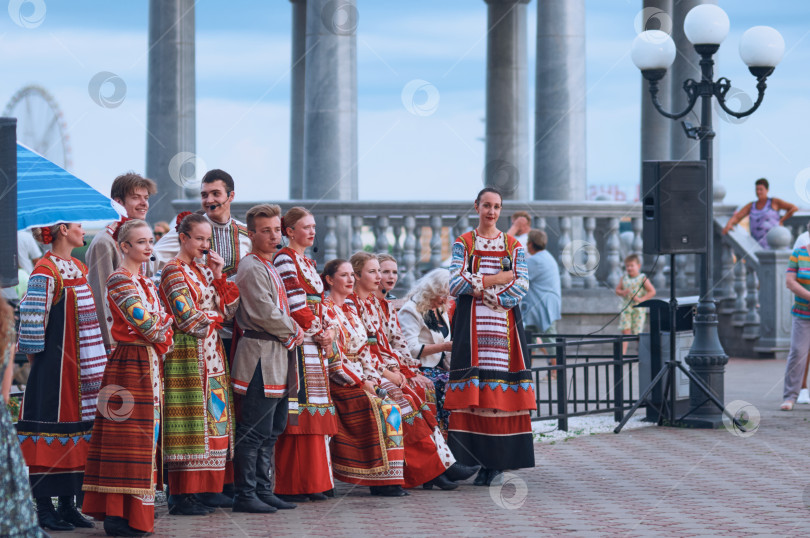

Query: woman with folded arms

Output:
[447, 187, 536, 487]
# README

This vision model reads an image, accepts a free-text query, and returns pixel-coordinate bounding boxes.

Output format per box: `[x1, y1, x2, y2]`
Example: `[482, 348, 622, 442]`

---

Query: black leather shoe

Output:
[444, 462, 481, 482]
[103, 516, 150, 537]
[38, 510, 75, 532]
[57, 496, 94, 528]
[473, 467, 491, 486]
[189, 496, 216, 513]
[277, 494, 309, 503]
[308, 492, 328, 501]
[195, 492, 233, 508]
[323, 488, 335, 498]
[232, 496, 277, 514]
[369, 485, 408, 497]
[257, 493, 297, 510]
[486, 469, 504, 486]
[423, 474, 458, 491]
[167, 495, 210, 516]
[37, 497, 74, 531]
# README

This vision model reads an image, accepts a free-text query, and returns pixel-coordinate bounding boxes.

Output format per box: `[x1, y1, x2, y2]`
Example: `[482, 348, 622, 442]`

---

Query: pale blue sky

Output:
[1, 0, 808, 209]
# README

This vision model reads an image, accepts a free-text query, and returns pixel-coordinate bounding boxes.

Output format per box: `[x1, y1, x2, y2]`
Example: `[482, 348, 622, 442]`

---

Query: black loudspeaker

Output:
[0, 118, 17, 288]
[642, 160, 708, 255]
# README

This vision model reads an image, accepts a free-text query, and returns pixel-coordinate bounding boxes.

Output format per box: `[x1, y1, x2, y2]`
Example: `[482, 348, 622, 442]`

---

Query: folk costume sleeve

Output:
[106, 271, 174, 355]
[342, 295, 386, 379]
[273, 251, 320, 335]
[449, 235, 482, 298]
[17, 269, 57, 354]
[383, 299, 421, 369]
[323, 301, 364, 387]
[367, 295, 417, 378]
[345, 308, 383, 384]
[483, 240, 529, 311]
[159, 263, 217, 339]
[211, 275, 240, 321]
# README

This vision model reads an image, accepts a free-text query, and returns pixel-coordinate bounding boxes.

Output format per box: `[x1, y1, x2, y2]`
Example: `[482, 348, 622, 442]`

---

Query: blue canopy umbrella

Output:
[16, 142, 121, 231]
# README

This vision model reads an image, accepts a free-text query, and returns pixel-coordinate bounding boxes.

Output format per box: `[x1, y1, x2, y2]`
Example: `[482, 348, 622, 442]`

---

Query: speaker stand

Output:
[614, 254, 745, 433]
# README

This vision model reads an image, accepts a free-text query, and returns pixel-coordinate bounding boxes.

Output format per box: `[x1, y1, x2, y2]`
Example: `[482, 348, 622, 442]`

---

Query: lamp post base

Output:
[683, 343, 728, 429]
[679, 415, 725, 429]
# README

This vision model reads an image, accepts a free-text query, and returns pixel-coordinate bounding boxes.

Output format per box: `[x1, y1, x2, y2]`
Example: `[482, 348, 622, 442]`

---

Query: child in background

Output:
[615, 254, 656, 353]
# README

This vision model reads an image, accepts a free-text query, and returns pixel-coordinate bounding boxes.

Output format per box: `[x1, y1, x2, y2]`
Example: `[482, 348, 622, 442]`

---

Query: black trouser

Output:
[234, 362, 288, 499]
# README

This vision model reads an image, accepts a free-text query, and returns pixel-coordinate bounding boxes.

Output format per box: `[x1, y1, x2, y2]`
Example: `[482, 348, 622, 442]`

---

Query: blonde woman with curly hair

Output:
[399, 268, 454, 432]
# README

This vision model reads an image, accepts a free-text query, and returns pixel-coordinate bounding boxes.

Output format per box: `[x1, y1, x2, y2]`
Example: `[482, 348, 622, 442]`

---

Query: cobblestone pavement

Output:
[67, 357, 808, 537]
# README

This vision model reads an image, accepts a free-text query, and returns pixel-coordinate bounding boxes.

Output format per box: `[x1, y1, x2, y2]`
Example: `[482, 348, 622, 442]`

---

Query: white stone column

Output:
[640, 1, 673, 286]
[484, 0, 530, 200]
[640, 0, 673, 165]
[146, 0, 195, 223]
[289, 0, 306, 199]
[534, 0, 586, 202]
[302, 0, 358, 202]
[669, 0, 711, 163]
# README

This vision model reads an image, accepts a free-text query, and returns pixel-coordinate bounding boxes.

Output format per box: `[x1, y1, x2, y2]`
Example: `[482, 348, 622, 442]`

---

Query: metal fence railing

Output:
[527, 334, 642, 431]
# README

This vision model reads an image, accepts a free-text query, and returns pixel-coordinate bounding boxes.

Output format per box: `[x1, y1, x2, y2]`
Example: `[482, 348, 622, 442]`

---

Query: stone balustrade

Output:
[715, 219, 795, 359]
[174, 198, 806, 352]
[176, 199, 728, 293]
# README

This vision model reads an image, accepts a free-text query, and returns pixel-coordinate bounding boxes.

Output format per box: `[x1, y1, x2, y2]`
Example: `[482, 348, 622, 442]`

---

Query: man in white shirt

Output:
[151, 168, 251, 509]
[153, 169, 251, 279]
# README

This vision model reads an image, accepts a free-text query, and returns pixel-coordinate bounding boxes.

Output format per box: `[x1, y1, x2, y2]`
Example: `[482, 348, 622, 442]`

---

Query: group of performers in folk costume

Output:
[7, 169, 535, 536]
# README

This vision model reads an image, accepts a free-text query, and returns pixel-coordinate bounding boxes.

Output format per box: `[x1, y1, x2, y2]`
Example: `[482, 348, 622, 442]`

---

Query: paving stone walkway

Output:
[67, 357, 807, 537]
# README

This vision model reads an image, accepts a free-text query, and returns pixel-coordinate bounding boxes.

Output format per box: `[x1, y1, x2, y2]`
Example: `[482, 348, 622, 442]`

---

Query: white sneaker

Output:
[797, 388, 810, 404]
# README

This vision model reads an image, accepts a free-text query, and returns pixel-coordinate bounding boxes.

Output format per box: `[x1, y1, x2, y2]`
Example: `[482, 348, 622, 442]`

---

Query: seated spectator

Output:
[398, 268, 453, 433]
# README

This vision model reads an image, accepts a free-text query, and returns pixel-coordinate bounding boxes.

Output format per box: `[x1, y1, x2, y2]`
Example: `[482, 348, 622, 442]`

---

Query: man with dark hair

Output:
[152, 167, 251, 508]
[86, 172, 157, 354]
[231, 203, 302, 513]
[153, 168, 250, 278]
[722, 177, 797, 248]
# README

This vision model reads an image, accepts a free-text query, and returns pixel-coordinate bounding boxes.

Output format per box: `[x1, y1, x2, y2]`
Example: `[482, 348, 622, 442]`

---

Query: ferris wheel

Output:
[3, 85, 72, 170]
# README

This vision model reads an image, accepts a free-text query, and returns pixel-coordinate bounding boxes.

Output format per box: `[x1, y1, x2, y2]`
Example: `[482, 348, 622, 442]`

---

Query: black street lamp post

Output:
[631, 6, 784, 426]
